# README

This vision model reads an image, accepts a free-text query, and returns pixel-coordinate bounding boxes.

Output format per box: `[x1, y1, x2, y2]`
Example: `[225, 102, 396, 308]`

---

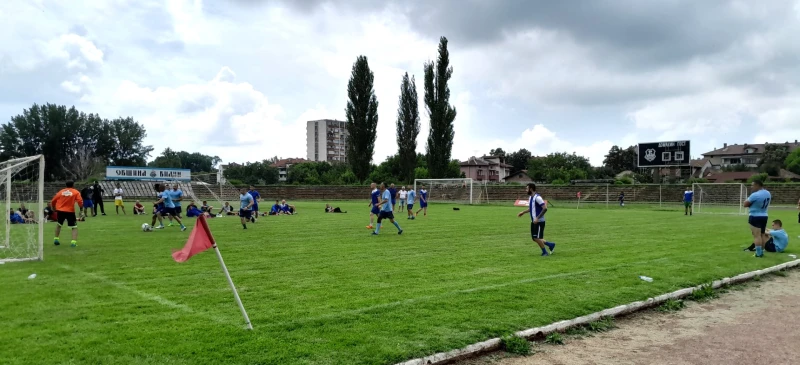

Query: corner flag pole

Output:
[213, 242, 253, 330]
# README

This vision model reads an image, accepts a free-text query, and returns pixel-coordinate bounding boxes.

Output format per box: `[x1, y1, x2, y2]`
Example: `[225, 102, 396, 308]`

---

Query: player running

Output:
[248, 185, 260, 223]
[367, 182, 380, 229]
[415, 184, 428, 217]
[51, 181, 83, 247]
[154, 184, 187, 231]
[406, 188, 416, 219]
[113, 183, 126, 215]
[372, 182, 403, 235]
[517, 183, 556, 256]
[743, 179, 771, 258]
[239, 187, 254, 229]
[683, 187, 693, 216]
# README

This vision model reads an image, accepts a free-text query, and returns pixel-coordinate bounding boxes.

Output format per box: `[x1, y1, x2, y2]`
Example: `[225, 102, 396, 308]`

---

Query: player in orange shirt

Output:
[51, 181, 83, 247]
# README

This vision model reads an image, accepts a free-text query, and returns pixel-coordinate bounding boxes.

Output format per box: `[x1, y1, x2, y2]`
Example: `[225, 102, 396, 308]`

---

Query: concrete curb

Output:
[395, 259, 800, 365]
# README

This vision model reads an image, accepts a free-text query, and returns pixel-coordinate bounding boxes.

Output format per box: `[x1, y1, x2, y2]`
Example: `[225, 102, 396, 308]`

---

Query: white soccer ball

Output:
[141, 223, 151, 232]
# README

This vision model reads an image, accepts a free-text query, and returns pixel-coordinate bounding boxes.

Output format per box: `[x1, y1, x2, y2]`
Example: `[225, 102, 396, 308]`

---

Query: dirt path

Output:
[460, 270, 800, 365]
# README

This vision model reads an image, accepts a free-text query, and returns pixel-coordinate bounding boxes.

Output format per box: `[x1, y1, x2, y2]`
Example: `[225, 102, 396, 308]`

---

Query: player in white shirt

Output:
[398, 187, 408, 212]
[113, 183, 126, 215]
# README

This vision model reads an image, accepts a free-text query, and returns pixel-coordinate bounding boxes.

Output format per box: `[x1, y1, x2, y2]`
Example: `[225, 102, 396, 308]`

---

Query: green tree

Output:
[786, 148, 800, 175]
[526, 152, 593, 183]
[424, 36, 457, 178]
[223, 161, 279, 185]
[758, 143, 790, 176]
[0, 103, 152, 181]
[506, 148, 531, 172]
[489, 148, 506, 158]
[603, 145, 637, 174]
[149, 149, 221, 172]
[396, 72, 420, 184]
[345, 55, 379, 182]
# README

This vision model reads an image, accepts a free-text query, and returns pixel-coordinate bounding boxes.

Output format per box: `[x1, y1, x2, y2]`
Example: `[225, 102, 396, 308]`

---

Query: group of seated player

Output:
[264, 200, 297, 216]
[9, 205, 36, 224]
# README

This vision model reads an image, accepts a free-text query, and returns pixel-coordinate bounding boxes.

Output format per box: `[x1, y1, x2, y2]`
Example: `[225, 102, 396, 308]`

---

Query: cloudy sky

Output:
[2, 0, 799, 167]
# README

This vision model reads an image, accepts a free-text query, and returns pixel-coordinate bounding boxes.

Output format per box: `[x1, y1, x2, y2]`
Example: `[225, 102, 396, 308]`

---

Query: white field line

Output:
[59, 264, 233, 326]
[395, 259, 800, 365]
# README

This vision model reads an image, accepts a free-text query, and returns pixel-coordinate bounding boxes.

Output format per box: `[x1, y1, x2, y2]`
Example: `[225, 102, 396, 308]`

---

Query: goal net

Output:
[692, 183, 747, 215]
[1, 155, 44, 263]
[413, 178, 476, 204]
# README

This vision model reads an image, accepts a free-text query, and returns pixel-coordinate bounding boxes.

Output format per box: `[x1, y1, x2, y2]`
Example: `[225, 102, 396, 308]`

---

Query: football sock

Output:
[393, 222, 401, 230]
[541, 247, 547, 255]
[54, 237, 59, 241]
[242, 223, 247, 229]
[70, 240, 77, 247]
[375, 223, 381, 233]
[755, 246, 763, 256]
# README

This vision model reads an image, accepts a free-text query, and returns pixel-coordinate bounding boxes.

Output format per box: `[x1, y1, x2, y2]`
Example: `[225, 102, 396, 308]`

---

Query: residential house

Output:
[270, 158, 307, 182]
[505, 170, 532, 183]
[459, 156, 512, 183]
[690, 159, 713, 178]
[702, 140, 800, 168]
[703, 169, 800, 183]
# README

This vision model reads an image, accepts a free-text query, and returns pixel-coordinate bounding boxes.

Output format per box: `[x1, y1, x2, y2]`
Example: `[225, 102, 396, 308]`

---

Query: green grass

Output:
[1, 201, 797, 364]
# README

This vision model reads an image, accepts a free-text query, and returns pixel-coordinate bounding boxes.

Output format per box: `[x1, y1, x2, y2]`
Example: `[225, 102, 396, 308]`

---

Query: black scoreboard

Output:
[637, 140, 691, 167]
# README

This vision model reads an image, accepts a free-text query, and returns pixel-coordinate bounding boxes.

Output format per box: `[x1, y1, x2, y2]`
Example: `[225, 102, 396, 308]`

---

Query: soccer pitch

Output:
[1, 201, 797, 365]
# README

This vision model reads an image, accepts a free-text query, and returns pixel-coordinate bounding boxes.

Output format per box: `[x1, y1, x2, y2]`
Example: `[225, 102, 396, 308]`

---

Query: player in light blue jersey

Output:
[372, 182, 402, 235]
[367, 182, 380, 229]
[683, 187, 694, 216]
[743, 179, 771, 257]
[166, 184, 184, 226]
[517, 183, 555, 256]
[745, 219, 789, 253]
[154, 184, 186, 231]
[406, 189, 416, 220]
[238, 187, 254, 230]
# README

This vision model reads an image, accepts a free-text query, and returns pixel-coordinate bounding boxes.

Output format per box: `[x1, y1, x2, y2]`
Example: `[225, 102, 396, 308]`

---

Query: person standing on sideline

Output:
[113, 183, 126, 215]
[91, 180, 105, 216]
[406, 188, 416, 219]
[743, 179, 771, 258]
[248, 185, 261, 223]
[398, 186, 407, 212]
[239, 187, 254, 229]
[80, 185, 93, 218]
[415, 184, 428, 217]
[367, 182, 380, 229]
[388, 183, 398, 211]
[372, 182, 403, 235]
[683, 187, 693, 216]
[51, 181, 83, 247]
[517, 183, 556, 256]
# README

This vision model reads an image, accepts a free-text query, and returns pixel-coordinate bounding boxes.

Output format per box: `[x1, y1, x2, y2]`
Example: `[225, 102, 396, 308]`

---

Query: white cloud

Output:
[60, 80, 81, 93]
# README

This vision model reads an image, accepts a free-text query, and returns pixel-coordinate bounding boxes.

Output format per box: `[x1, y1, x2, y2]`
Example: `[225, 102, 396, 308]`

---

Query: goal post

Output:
[1, 155, 45, 263]
[413, 178, 475, 204]
[692, 183, 747, 215]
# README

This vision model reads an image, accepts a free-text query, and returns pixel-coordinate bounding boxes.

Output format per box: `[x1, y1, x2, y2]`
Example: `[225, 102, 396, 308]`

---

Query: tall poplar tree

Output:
[396, 72, 420, 183]
[345, 56, 379, 182]
[424, 37, 457, 178]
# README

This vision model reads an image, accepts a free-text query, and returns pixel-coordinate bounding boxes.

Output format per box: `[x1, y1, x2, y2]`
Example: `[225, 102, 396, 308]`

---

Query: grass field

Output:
[1, 200, 798, 365]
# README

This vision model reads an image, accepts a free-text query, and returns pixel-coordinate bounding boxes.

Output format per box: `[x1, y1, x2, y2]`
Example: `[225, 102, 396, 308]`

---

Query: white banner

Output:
[106, 166, 191, 181]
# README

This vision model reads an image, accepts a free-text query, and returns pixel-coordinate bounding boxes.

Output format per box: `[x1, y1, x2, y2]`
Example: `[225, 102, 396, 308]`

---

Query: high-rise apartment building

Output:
[306, 119, 348, 162]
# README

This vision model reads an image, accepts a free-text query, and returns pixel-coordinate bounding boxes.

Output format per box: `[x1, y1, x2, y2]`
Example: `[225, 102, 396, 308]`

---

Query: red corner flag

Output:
[172, 215, 214, 262]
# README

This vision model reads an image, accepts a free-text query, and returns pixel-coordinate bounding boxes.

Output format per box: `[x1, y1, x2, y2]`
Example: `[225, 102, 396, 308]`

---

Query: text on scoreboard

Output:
[105, 166, 191, 181]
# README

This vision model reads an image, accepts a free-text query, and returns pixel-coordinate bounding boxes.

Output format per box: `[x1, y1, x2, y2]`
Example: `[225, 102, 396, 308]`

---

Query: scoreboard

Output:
[637, 140, 690, 167]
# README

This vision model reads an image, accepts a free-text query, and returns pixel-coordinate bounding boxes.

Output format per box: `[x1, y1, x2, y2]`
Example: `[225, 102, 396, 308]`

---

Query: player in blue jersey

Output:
[745, 219, 789, 253]
[239, 187, 254, 229]
[372, 182, 403, 235]
[415, 184, 428, 217]
[154, 184, 186, 231]
[248, 185, 260, 223]
[388, 183, 398, 211]
[367, 182, 380, 229]
[517, 183, 556, 256]
[743, 179, 771, 257]
[165, 184, 184, 227]
[406, 188, 416, 219]
[683, 187, 694, 216]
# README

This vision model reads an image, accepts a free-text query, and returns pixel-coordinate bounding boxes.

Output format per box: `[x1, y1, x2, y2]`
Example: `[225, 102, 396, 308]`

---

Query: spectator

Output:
[92, 180, 105, 216]
[18, 203, 28, 216]
[80, 185, 93, 217]
[9, 209, 25, 224]
[133, 201, 145, 215]
[281, 199, 296, 215]
[220, 202, 236, 216]
[43, 202, 57, 222]
[201, 201, 214, 214]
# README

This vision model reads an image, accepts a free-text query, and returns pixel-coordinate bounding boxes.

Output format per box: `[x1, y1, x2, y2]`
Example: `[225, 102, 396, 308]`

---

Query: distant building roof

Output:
[704, 171, 757, 182]
[270, 158, 307, 168]
[460, 156, 511, 168]
[703, 141, 800, 156]
[690, 159, 709, 168]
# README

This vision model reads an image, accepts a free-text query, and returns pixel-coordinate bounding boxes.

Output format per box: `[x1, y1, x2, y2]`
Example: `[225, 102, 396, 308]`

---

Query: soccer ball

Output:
[141, 223, 151, 232]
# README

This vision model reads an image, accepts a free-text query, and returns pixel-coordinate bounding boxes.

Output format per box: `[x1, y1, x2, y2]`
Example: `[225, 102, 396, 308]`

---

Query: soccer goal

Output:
[692, 183, 748, 215]
[1, 155, 45, 263]
[413, 178, 476, 204]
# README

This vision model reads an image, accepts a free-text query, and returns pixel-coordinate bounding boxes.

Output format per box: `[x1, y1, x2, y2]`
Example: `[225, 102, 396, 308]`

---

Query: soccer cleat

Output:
[53, 239, 60, 246]
[541, 251, 550, 256]
[70, 242, 77, 248]
[181, 226, 187, 232]
[546, 242, 556, 253]
[371, 232, 379, 236]
[155, 225, 164, 229]
[753, 253, 763, 258]
[398, 230, 403, 235]
[168, 223, 174, 227]
[366, 225, 374, 229]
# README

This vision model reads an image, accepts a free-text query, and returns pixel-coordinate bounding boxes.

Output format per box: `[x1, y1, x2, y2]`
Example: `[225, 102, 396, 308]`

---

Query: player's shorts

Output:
[407, 204, 414, 211]
[377, 211, 394, 222]
[370, 206, 380, 215]
[115, 199, 124, 207]
[748, 216, 768, 234]
[163, 207, 177, 216]
[56, 211, 77, 228]
[530, 221, 546, 239]
[420, 201, 428, 208]
[684, 201, 692, 207]
[391, 199, 396, 206]
[83, 200, 93, 208]
[239, 209, 252, 219]
[252, 204, 259, 212]
[174, 206, 182, 215]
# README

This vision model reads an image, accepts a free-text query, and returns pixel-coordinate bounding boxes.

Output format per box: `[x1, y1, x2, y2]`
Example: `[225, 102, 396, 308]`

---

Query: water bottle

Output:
[639, 275, 653, 282]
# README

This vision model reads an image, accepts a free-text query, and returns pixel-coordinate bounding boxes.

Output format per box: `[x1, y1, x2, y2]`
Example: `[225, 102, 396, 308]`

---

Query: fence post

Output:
[605, 184, 609, 209]
[659, 184, 662, 207]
